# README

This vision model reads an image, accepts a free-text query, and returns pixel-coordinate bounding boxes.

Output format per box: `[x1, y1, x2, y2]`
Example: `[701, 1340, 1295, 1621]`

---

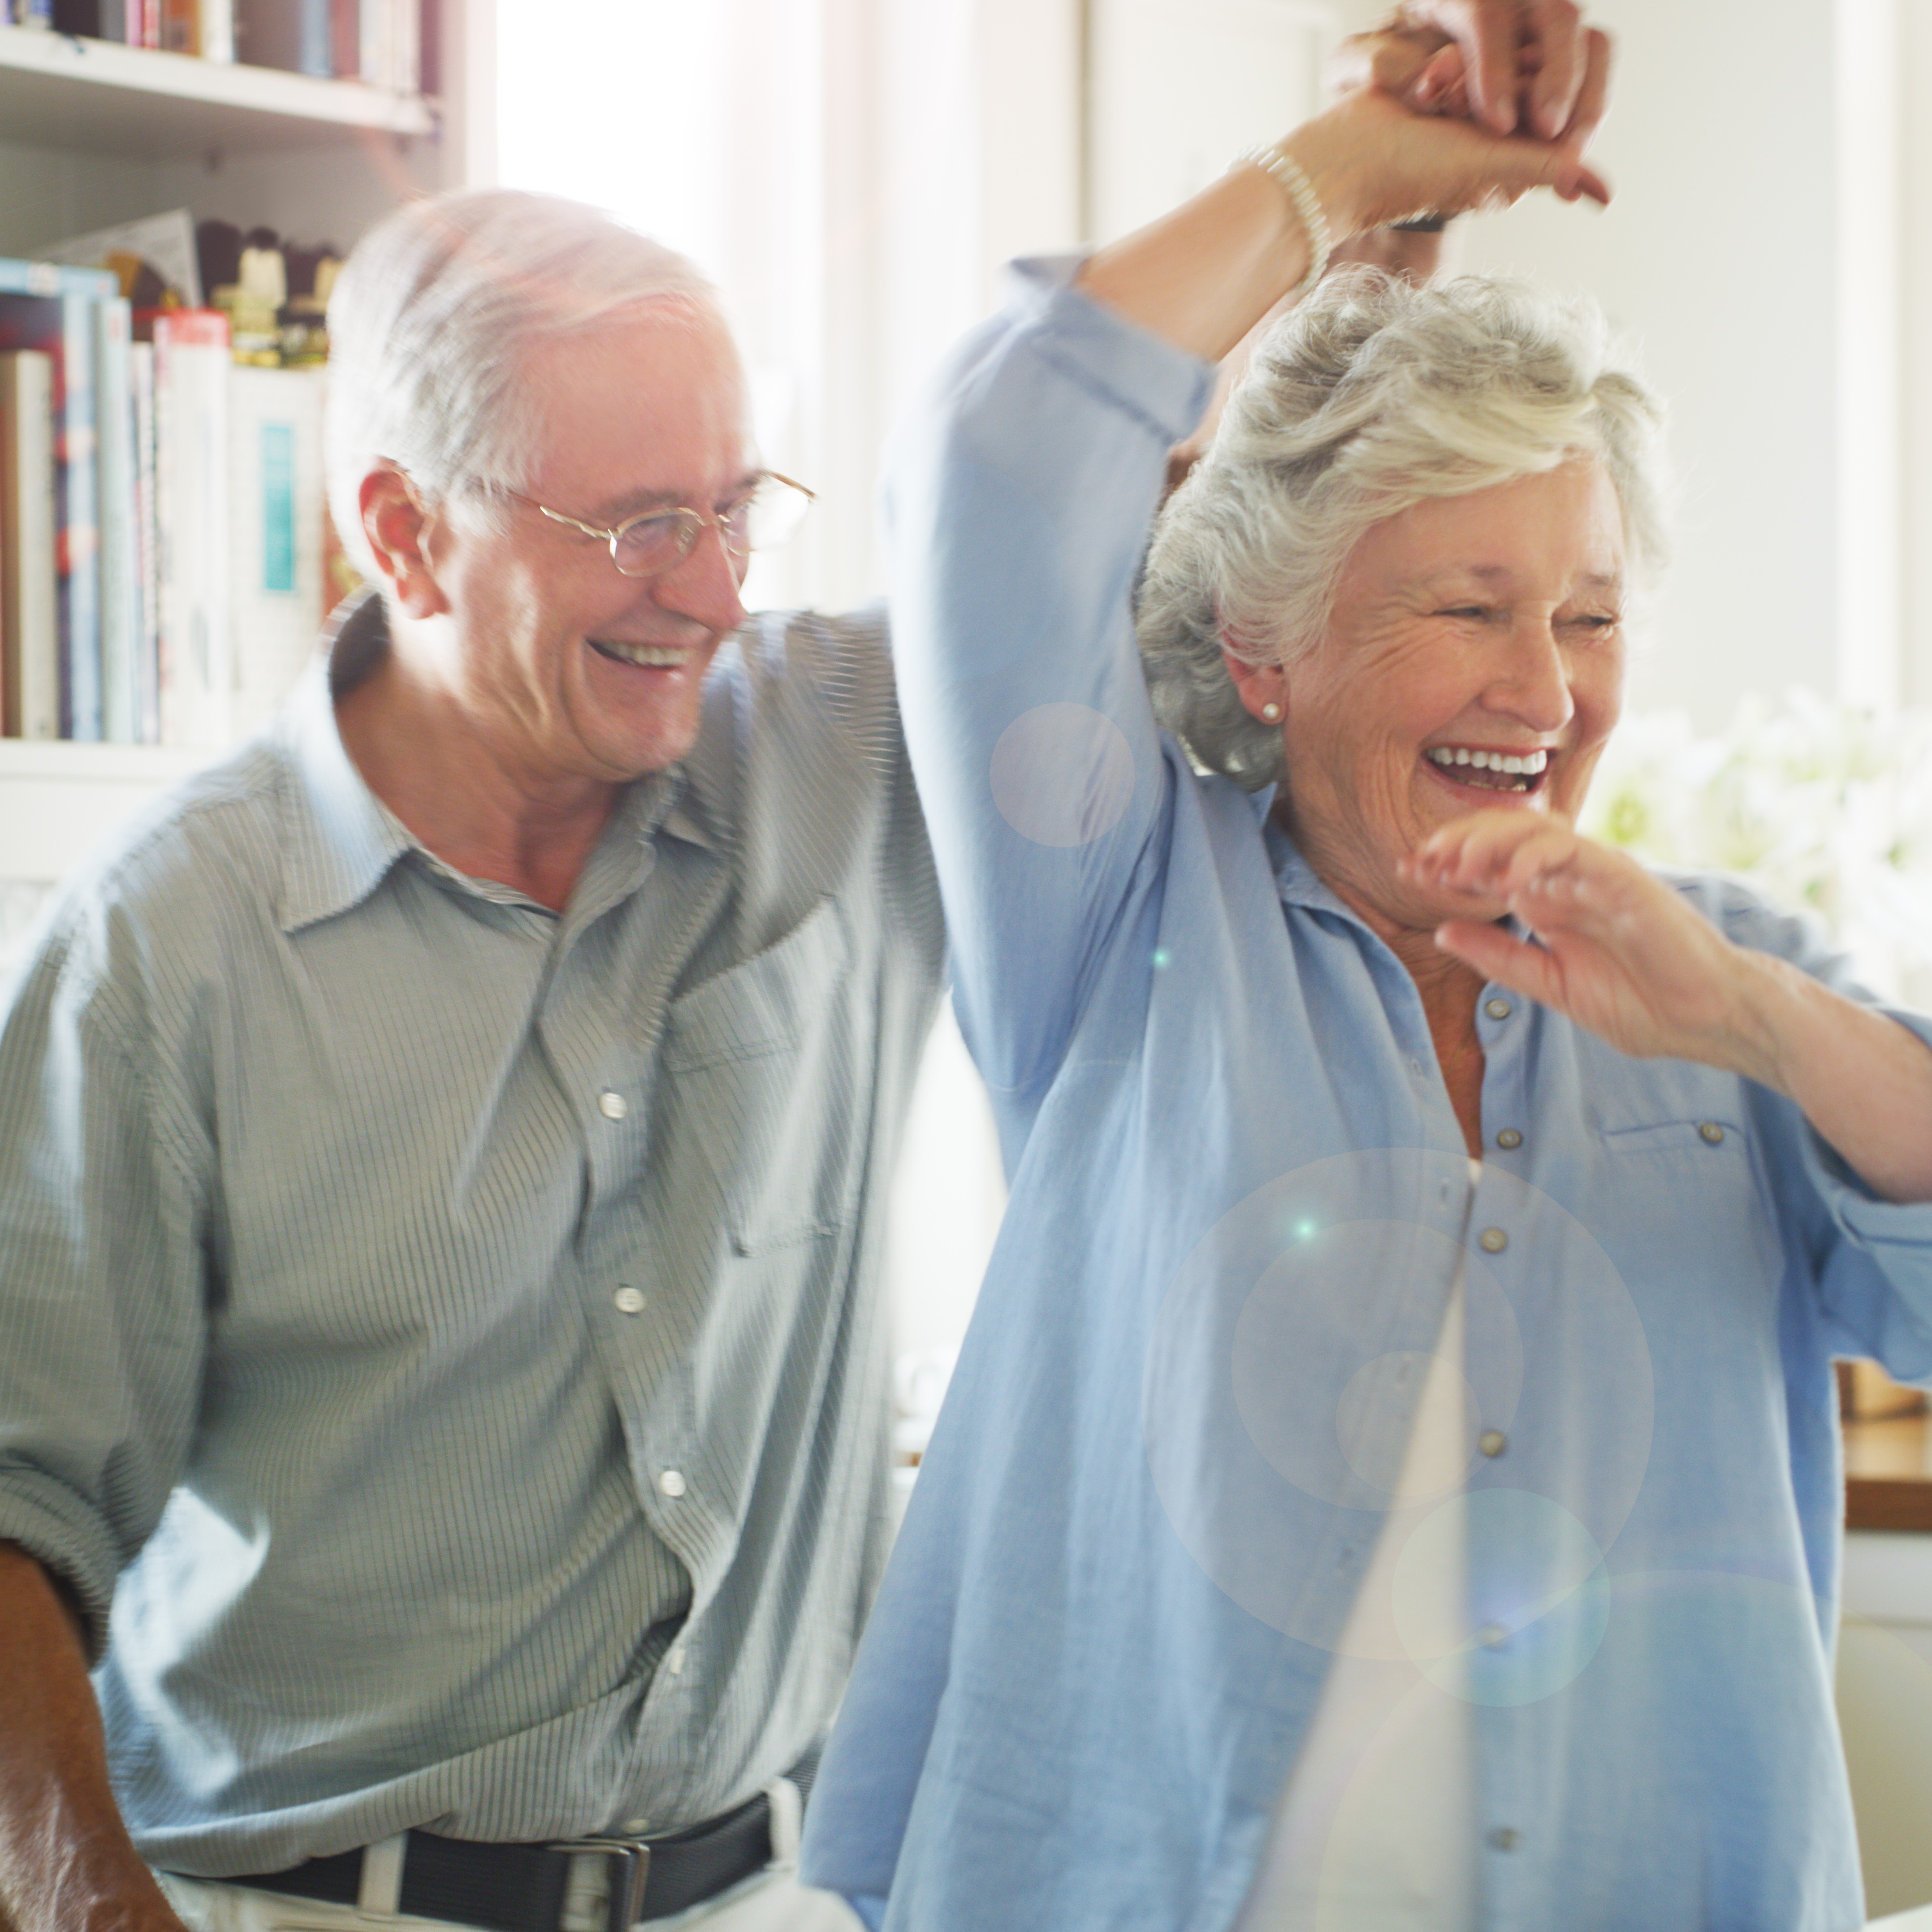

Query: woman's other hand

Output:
[1407, 810, 1932, 1204]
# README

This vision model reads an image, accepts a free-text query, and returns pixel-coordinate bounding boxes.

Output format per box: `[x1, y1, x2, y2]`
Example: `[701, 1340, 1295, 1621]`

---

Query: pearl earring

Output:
[1260, 701, 1282, 723]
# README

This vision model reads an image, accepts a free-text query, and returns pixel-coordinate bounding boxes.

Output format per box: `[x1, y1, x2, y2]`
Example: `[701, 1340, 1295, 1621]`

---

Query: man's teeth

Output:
[592, 640, 688, 668]
[1426, 746, 1549, 778]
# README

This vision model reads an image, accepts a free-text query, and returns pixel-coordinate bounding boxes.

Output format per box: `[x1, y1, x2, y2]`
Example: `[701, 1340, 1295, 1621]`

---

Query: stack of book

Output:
[0, 259, 331, 749]
[33, 0, 421, 91]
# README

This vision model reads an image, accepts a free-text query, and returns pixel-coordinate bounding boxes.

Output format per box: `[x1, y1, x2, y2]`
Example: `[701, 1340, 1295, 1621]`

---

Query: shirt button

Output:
[598, 1090, 629, 1120]
[613, 1286, 646, 1316]
[1478, 1428, 1508, 1457]
[658, 1470, 687, 1498]
[1484, 998, 1512, 1020]
[1487, 1827, 1521, 1853]
[666, 1645, 687, 1676]
[1495, 1128, 1522, 1151]
[1699, 1121, 1725, 1145]
[1479, 1227, 1508, 1254]
[1478, 1622, 1508, 1649]
[622, 1816, 650, 1836]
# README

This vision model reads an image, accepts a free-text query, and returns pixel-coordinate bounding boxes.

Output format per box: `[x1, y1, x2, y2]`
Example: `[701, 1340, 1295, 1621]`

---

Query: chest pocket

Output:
[661, 897, 861, 1254]
[1592, 1079, 1784, 1328]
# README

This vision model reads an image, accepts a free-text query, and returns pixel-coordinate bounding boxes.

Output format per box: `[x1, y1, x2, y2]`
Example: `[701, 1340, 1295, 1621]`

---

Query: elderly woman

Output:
[799, 65, 1932, 1932]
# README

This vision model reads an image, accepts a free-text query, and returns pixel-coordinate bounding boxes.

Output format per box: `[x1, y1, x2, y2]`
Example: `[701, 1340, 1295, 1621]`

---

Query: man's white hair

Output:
[324, 188, 720, 580]
[1137, 269, 1672, 790]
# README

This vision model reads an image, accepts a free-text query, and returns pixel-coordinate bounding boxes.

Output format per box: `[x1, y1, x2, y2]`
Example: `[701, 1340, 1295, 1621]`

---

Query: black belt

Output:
[205, 1747, 820, 1932]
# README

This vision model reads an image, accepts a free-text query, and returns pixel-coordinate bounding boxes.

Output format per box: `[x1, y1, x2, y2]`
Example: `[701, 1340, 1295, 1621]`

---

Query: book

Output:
[233, 0, 331, 74]
[228, 364, 326, 737]
[200, 0, 233, 60]
[158, 0, 191, 49]
[52, 0, 130, 35]
[153, 311, 232, 750]
[0, 351, 60, 743]
[95, 296, 139, 744]
[330, 0, 356, 78]
[131, 341, 160, 744]
[0, 259, 116, 744]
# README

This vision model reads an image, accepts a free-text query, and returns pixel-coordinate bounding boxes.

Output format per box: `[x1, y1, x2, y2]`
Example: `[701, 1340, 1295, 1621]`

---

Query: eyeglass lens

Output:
[613, 476, 810, 577]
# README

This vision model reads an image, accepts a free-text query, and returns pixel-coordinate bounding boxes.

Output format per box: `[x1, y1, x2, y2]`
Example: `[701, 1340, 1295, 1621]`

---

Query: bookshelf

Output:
[0, 3, 492, 890]
[0, 30, 436, 153]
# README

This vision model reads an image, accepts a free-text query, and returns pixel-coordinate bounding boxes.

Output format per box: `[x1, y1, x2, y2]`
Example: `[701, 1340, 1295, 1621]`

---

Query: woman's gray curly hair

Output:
[1137, 269, 1671, 790]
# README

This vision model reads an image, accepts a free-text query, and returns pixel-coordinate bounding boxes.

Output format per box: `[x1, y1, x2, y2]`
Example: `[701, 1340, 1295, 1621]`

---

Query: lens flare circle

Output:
[988, 703, 1135, 847]
[1144, 1147, 1654, 1676]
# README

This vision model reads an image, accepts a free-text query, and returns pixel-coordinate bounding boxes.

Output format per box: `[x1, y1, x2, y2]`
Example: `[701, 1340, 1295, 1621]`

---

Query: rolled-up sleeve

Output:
[0, 894, 210, 1658]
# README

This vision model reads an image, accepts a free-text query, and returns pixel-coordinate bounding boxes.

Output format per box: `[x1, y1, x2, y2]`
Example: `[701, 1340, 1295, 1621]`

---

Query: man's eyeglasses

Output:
[503, 472, 815, 580]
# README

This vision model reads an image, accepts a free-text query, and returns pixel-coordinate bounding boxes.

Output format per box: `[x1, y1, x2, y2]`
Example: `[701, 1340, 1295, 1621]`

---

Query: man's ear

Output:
[1219, 624, 1288, 726]
[359, 468, 450, 620]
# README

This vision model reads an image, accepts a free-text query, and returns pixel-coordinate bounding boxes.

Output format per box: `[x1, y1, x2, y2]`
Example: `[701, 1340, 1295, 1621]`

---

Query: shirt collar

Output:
[272, 588, 725, 935]
[273, 591, 414, 934]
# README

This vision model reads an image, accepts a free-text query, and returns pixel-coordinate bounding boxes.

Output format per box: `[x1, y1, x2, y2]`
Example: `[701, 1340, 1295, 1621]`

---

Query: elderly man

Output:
[0, 9, 1607, 1932]
[0, 193, 940, 1932]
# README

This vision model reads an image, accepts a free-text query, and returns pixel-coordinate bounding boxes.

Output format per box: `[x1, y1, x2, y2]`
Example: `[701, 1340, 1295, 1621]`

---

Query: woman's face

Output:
[1273, 459, 1628, 942]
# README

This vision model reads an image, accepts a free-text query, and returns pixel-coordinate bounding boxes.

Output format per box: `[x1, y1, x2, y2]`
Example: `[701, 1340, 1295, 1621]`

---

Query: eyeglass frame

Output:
[489, 471, 815, 580]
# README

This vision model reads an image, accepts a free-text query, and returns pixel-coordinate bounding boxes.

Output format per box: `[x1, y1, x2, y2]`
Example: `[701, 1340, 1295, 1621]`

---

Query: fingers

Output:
[1521, 0, 1586, 138]
[1399, 1, 1607, 143]
[1436, 0, 1528, 135]
[1560, 27, 1614, 151]
[1409, 43, 1471, 117]
[1433, 916, 1567, 999]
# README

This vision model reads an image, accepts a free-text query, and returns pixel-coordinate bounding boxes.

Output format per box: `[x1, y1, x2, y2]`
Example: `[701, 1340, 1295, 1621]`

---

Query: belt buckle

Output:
[549, 1837, 652, 1932]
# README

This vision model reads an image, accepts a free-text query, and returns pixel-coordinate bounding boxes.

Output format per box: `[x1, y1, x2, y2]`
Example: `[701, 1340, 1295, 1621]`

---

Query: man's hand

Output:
[1332, 1, 1612, 146]
[0, 1546, 193, 1932]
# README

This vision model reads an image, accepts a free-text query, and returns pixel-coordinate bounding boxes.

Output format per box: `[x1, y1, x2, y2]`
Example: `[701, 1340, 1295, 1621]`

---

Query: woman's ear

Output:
[1220, 625, 1287, 726]
[359, 468, 451, 620]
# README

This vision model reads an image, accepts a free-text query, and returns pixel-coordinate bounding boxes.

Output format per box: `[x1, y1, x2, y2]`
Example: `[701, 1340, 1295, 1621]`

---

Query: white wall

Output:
[1326, 0, 1847, 730]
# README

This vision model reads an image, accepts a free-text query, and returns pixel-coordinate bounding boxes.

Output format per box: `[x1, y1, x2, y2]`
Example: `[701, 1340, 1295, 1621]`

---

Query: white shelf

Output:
[0, 26, 436, 160]
[0, 739, 215, 882]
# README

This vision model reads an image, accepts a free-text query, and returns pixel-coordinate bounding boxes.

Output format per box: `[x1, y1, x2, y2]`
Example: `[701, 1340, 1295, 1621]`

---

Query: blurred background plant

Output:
[1582, 688, 1932, 1010]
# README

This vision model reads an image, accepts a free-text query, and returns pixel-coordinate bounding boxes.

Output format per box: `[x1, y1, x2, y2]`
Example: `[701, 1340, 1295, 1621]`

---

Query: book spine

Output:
[199, 0, 233, 60]
[56, 291, 103, 742]
[393, 0, 416, 95]
[329, 0, 357, 77]
[298, 0, 332, 76]
[154, 312, 232, 751]
[358, 0, 385, 88]
[0, 352, 61, 743]
[132, 341, 160, 744]
[158, 0, 195, 54]
[228, 365, 326, 738]
[95, 297, 139, 744]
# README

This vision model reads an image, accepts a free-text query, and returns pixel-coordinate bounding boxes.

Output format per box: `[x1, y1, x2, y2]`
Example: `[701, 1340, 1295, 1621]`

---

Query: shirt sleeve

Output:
[882, 256, 1215, 1107]
[0, 887, 212, 1659]
[1685, 873, 1932, 1382]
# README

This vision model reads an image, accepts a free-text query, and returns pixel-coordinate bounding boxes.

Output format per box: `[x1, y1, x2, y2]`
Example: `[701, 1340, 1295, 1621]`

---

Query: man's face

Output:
[428, 304, 757, 789]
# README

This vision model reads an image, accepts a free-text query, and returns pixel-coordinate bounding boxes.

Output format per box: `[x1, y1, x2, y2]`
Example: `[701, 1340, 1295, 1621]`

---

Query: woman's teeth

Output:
[590, 639, 688, 669]
[1425, 746, 1549, 790]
